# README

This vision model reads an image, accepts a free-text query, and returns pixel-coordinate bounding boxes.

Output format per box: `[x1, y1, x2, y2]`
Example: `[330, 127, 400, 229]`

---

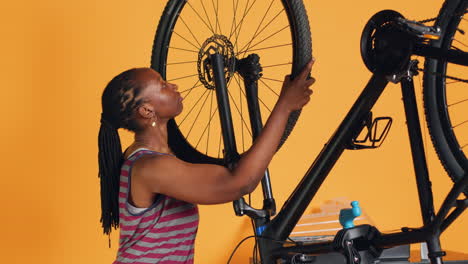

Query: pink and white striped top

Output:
[114, 149, 199, 264]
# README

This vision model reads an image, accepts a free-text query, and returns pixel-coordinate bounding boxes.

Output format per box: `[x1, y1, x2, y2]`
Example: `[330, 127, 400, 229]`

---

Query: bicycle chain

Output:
[418, 10, 467, 24]
[415, 10, 467, 83]
[418, 17, 437, 24]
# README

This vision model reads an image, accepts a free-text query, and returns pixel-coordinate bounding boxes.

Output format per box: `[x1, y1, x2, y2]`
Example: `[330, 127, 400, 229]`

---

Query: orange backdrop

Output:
[0, 0, 466, 263]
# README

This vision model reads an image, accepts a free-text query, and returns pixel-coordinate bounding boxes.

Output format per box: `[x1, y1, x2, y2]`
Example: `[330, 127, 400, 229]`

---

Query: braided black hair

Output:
[98, 68, 148, 240]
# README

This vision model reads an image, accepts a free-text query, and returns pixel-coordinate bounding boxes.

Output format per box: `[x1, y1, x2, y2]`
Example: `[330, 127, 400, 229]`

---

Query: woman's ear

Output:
[137, 104, 154, 119]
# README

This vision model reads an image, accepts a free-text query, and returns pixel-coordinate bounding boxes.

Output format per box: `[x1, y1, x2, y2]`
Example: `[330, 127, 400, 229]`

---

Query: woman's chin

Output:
[175, 104, 183, 116]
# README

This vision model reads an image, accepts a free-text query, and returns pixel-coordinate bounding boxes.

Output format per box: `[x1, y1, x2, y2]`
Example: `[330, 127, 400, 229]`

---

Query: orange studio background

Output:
[0, 0, 466, 263]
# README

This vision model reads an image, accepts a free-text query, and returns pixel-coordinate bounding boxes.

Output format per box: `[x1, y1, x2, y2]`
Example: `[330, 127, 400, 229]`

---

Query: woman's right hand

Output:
[277, 59, 316, 113]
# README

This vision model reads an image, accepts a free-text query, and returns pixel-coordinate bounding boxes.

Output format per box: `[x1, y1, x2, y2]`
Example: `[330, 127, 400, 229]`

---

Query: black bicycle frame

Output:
[255, 70, 467, 263]
[414, 43, 468, 67]
[259, 73, 391, 262]
[209, 14, 468, 264]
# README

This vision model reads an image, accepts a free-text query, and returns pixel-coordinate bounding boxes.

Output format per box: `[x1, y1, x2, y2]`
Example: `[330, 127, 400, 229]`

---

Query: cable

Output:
[231, 194, 298, 263]
[257, 235, 298, 245]
[246, 193, 260, 263]
[227, 236, 256, 264]
[252, 225, 259, 264]
[227, 235, 299, 264]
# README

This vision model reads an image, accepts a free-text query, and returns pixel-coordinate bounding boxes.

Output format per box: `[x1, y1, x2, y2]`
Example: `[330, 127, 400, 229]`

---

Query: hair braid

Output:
[97, 68, 147, 241]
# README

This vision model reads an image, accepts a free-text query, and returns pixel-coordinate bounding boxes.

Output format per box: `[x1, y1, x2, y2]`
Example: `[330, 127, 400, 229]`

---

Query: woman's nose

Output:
[171, 83, 178, 91]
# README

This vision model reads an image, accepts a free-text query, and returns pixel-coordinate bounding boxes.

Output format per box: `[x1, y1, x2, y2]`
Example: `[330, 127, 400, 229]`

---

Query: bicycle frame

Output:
[253, 71, 468, 264]
[255, 67, 467, 264]
[208, 3, 468, 264]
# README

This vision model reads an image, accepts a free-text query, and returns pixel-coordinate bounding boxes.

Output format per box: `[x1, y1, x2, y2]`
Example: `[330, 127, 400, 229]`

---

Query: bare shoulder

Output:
[132, 153, 188, 176]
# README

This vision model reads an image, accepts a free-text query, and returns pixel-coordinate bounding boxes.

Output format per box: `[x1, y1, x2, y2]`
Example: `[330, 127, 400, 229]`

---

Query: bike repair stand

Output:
[328, 173, 468, 264]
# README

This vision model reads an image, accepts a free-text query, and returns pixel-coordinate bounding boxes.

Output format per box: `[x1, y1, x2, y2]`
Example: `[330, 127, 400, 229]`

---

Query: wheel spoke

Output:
[238, 75, 245, 152]
[169, 46, 199, 53]
[186, 1, 216, 35]
[445, 75, 468, 83]
[239, 0, 275, 58]
[181, 82, 203, 94]
[230, 0, 257, 41]
[453, 38, 468, 48]
[448, 98, 468, 107]
[173, 31, 201, 50]
[236, 43, 292, 56]
[238, 25, 290, 54]
[259, 78, 280, 96]
[195, 106, 219, 149]
[167, 60, 198, 66]
[178, 88, 209, 126]
[218, 129, 222, 158]
[232, 0, 254, 55]
[199, 0, 216, 34]
[212, 0, 222, 35]
[230, 0, 249, 40]
[229, 0, 241, 42]
[168, 73, 199, 82]
[181, 81, 201, 104]
[238, 7, 285, 56]
[233, 0, 259, 53]
[262, 76, 284, 82]
[186, 89, 212, 139]
[227, 89, 253, 136]
[179, 16, 202, 47]
[228, 0, 242, 55]
[235, 74, 272, 113]
[256, 92, 272, 113]
[452, 119, 468, 129]
[205, 90, 215, 154]
[262, 62, 292, 69]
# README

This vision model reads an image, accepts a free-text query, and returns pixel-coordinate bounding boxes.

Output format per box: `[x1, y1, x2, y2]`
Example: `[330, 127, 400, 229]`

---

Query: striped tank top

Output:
[114, 148, 199, 264]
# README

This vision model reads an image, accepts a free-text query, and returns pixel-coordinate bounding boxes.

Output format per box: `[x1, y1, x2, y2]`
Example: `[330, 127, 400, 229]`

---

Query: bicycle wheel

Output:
[423, 0, 468, 193]
[151, 0, 311, 164]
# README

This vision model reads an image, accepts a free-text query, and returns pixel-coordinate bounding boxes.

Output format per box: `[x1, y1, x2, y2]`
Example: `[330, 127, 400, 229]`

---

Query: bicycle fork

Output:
[209, 52, 275, 220]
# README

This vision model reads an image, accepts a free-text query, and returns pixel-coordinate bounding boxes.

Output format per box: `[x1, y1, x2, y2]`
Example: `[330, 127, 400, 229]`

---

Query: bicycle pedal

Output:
[347, 112, 393, 150]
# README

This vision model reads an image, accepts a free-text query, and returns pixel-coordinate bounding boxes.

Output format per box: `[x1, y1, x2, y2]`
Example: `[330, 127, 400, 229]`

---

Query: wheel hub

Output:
[198, 34, 236, 90]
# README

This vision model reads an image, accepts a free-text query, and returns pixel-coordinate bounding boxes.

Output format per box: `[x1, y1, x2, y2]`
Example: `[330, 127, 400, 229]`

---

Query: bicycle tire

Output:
[423, 0, 468, 194]
[151, 0, 312, 164]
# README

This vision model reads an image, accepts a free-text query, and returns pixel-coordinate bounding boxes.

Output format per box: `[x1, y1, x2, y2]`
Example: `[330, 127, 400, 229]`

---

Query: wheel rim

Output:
[438, 6, 468, 170]
[155, 0, 300, 161]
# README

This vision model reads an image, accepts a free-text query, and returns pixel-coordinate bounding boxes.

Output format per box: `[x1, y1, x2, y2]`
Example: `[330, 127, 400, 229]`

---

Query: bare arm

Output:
[137, 59, 316, 204]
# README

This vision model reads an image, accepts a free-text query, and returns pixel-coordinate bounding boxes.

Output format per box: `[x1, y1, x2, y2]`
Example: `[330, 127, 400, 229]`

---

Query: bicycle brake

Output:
[233, 197, 268, 218]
